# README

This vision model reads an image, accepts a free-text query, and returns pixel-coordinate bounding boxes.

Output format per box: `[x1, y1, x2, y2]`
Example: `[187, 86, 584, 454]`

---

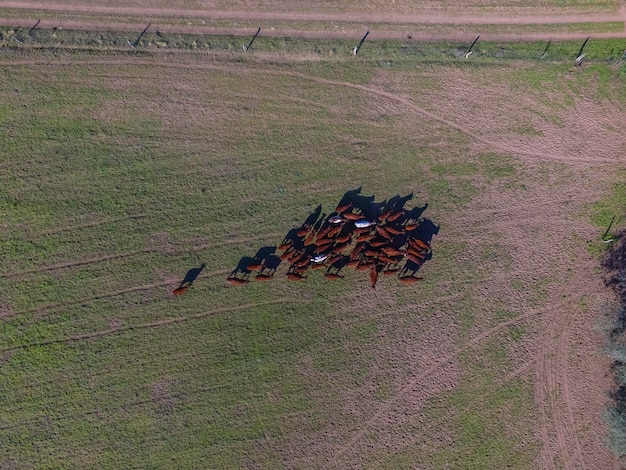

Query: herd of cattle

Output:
[226, 190, 438, 288]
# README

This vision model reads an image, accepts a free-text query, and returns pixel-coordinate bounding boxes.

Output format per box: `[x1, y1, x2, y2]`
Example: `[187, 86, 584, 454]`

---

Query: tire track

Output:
[333, 263, 594, 461]
[1, 297, 293, 353]
[535, 269, 589, 470]
[1, 231, 285, 279]
[4, 57, 619, 166]
[12, 269, 231, 317]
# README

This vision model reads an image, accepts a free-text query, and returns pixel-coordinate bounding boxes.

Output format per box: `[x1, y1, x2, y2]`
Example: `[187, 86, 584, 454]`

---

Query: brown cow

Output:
[286, 272, 305, 281]
[324, 272, 344, 280]
[173, 285, 190, 295]
[335, 202, 352, 213]
[399, 275, 423, 284]
[370, 267, 379, 288]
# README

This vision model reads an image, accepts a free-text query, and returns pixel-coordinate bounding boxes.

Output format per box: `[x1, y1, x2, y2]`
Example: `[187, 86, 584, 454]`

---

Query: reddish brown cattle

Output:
[332, 241, 350, 253]
[383, 268, 400, 275]
[350, 243, 366, 260]
[343, 212, 363, 221]
[381, 246, 403, 257]
[286, 272, 305, 281]
[409, 238, 430, 250]
[356, 262, 374, 271]
[278, 241, 292, 251]
[296, 225, 311, 237]
[404, 223, 419, 231]
[369, 239, 387, 248]
[303, 232, 316, 246]
[311, 262, 327, 270]
[378, 208, 392, 222]
[335, 202, 352, 213]
[406, 247, 426, 258]
[246, 262, 264, 272]
[370, 267, 379, 288]
[326, 226, 342, 238]
[378, 255, 397, 264]
[387, 210, 404, 222]
[255, 273, 273, 281]
[356, 233, 374, 243]
[173, 285, 190, 295]
[376, 226, 393, 240]
[399, 275, 423, 284]
[317, 242, 334, 253]
[227, 278, 250, 285]
[294, 264, 309, 274]
[294, 257, 311, 268]
[384, 226, 404, 236]
[347, 259, 360, 268]
[405, 253, 424, 265]
[335, 233, 352, 244]
[324, 272, 344, 280]
[317, 226, 331, 239]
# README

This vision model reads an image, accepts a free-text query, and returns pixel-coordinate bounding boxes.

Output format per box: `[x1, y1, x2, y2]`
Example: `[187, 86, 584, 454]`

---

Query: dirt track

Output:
[1, 2, 625, 40]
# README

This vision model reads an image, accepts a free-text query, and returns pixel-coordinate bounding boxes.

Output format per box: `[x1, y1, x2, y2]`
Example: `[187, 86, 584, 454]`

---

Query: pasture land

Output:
[0, 34, 625, 469]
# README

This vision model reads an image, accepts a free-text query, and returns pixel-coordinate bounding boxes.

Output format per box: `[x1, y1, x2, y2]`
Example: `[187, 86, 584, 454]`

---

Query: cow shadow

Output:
[411, 218, 440, 243]
[178, 263, 205, 287]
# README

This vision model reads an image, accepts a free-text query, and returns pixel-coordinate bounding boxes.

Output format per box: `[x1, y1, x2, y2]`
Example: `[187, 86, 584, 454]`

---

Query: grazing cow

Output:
[369, 239, 387, 248]
[255, 273, 273, 281]
[335, 202, 352, 213]
[376, 226, 393, 240]
[350, 242, 366, 260]
[384, 225, 404, 236]
[296, 224, 311, 237]
[387, 210, 404, 223]
[343, 212, 363, 221]
[246, 261, 264, 272]
[409, 238, 430, 250]
[383, 268, 400, 276]
[399, 275, 423, 284]
[324, 272, 344, 280]
[404, 223, 419, 232]
[227, 277, 250, 285]
[381, 246, 403, 257]
[173, 285, 190, 295]
[370, 267, 379, 289]
[286, 272, 305, 281]
[335, 233, 352, 244]
[356, 261, 374, 271]
[356, 233, 374, 243]
[405, 253, 425, 265]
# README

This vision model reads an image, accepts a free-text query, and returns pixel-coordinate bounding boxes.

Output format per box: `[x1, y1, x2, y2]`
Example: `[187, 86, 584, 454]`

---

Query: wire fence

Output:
[0, 17, 624, 66]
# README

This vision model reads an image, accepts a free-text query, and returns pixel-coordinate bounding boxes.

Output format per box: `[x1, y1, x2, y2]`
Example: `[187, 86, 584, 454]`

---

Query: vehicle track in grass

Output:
[332, 262, 596, 465]
[1, 297, 293, 353]
[3, 58, 622, 167]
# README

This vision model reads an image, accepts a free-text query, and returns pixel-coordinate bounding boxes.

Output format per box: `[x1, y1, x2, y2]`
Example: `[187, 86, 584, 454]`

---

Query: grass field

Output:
[1, 34, 625, 469]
